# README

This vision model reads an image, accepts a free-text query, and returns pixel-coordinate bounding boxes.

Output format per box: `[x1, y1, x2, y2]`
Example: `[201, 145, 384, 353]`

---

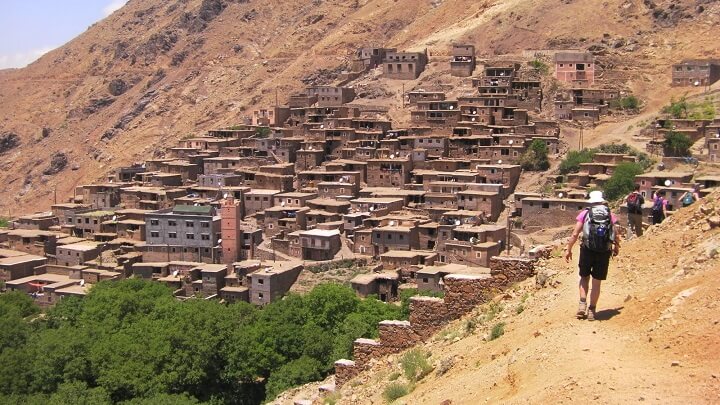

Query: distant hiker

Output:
[564, 191, 620, 321]
[625, 185, 645, 238]
[651, 191, 668, 225]
[680, 186, 700, 208]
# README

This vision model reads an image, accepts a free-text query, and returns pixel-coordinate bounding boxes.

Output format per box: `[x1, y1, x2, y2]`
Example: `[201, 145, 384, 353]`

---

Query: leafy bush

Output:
[662, 97, 715, 120]
[529, 59, 549, 75]
[603, 162, 645, 201]
[663, 97, 689, 119]
[559, 149, 596, 174]
[400, 349, 433, 382]
[0, 218, 8, 228]
[255, 126, 271, 139]
[265, 356, 323, 400]
[489, 322, 506, 341]
[383, 382, 410, 402]
[664, 131, 692, 157]
[519, 139, 550, 171]
[595, 143, 654, 170]
[620, 96, 639, 110]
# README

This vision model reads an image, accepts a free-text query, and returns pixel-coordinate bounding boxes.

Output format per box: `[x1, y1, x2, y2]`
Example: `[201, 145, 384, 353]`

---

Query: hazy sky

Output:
[0, 0, 128, 69]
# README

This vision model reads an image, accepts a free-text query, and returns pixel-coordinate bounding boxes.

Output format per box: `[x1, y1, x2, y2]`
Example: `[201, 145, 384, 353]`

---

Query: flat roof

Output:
[220, 286, 249, 293]
[5, 273, 70, 286]
[58, 242, 101, 252]
[300, 229, 341, 237]
[351, 197, 404, 204]
[245, 189, 281, 195]
[0, 254, 46, 266]
[0, 249, 29, 258]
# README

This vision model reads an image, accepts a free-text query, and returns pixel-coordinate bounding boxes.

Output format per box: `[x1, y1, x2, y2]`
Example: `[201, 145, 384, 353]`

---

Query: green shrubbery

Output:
[662, 96, 716, 119]
[400, 349, 433, 382]
[519, 139, 550, 171]
[529, 59, 549, 75]
[603, 161, 645, 201]
[559, 149, 596, 174]
[0, 280, 402, 404]
[663, 131, 693, 157]
[383, 382, 411, 402]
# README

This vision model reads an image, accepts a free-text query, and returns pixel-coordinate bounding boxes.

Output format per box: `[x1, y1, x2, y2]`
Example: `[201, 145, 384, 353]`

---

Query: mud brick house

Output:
[115, 163, 146, 182]
[298, 229, 341, 260]
[247, 263, 303, 305]
[243, 189, 280, 217]
[554, 52, 595, 86]
[380, 250, 437, 275]
[260, 206, 308, 237]
[65, 210, 116, 238]
[113, 209, 150, 241]
[366, 158, 413, 187]
[435, 224, 504, 267]
[317, 180, 360, 199]
[350, 272, 400, 302]
[14, 212, 56, 230]
[306, 86, 357, 106]
[144, 205, 221, 263]
[457, 190, 503, 221]
[411, 100, 461, 127]
[353, 47, 395, 71]
[634, 171, 694, 199]
[56, 242, 102, 267]
[520, 197, 588, 229]
[198, 173, 242, 188]
[371, 219, 420, 256]
[383, 50, 428, 80]
[350, 197, 404, 217]
[407, 90, 446, 106]
[1, 229, 58, 256]
[671, 59, 720, 87]
[555, 88, 619, 122]
[450, 44, 476, 77]
[82, 183, 127, 209]
[0, 250, 47, 282]
[708, 137, 720, 162]
[119, 186, 186, 211]
[51, 203, 92, 227]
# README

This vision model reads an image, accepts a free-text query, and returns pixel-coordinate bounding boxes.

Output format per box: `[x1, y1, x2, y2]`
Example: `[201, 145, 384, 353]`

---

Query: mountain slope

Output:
[1, 0, 719, 214]
[276, 191, 720, 404]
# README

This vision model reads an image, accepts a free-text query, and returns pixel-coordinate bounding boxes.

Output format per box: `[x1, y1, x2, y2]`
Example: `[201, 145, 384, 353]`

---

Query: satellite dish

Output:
[79, 279, 85, 286]
[281, 201, 286, 206]
[109, 179, 113, 183]
[223, 193, 229, 199]
[112, 216, 117, 221]
[498, 160, 503, 164]
[476, 164, 481, 170]
[369, 206, 375, 211]
[558, 193, 564, 198]
[508, 140, 514, 145]
[471, 117, 476, 122]
[449, 105, 454, 110]
[664, 180, 672, 187]
[389, 220, 396, 226]
[172, 270, 179, 276]
[217, 238, 222, 244]
[455, 219, 461, 226]
[390, 153, 395, 159]
[470, 237, 477, 244]
[194, 203, 200, 206]
[694, 81, 700, 86]
[320, 124, 324, 128]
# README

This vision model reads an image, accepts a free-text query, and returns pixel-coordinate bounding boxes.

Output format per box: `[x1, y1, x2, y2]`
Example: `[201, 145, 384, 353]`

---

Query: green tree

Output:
[664, 131, 692, 156]
[559, 149, 596, 174]
[620, 96, 639, 110]
[662, 97, 689, 119]
[48, 381, 111, 405]
[264, 356, 323, 401]
[519, 139, 550, 171]
[603, 162, 645, 201]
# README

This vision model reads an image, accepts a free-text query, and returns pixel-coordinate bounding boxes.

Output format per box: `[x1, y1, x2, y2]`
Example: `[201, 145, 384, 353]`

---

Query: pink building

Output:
[554, 52, 595, 87]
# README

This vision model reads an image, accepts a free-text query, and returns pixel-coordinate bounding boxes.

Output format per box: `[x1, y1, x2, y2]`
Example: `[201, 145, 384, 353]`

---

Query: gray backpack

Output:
[582, 206, 614, 252]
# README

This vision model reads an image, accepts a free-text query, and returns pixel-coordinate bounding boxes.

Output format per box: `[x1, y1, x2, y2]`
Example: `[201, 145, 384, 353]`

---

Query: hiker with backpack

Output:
[564, 191, 620, 321]
[680, 186, 700, 208]
[625, 185, 645, 238]
[651, 190, 668, 225]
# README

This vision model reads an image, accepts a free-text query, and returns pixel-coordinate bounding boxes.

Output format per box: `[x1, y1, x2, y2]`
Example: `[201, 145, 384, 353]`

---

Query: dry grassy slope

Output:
[276, 192, 719, 404]
[0, 0, 719, 214]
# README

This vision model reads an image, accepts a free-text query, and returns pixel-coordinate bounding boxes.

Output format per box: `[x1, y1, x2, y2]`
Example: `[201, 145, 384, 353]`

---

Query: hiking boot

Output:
[576, 301, 587, 319]
[587, 307, 596, 321]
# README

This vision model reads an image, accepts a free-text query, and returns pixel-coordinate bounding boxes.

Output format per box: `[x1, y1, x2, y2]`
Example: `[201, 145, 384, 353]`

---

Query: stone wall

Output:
[334, 256, 538, 386]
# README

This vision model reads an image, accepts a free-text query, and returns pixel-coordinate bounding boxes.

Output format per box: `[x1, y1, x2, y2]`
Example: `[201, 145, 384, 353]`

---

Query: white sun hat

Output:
[587, 190, 606, 204]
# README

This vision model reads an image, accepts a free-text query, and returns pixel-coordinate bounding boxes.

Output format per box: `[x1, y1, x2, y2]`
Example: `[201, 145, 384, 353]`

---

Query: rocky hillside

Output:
[1, 0, 719, 213]
[275, 190, 720, 404]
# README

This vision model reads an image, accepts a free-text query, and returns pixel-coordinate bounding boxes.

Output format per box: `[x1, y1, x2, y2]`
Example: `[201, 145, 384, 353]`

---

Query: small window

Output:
[542, 202, 550, 209]
[258, 293, 264, 299]
[150, 219, 159, 226]
[150, 231, 160, 238]
[186, 221, 194, 227]
[201, 222, 209, 228]
[201, 234, 210, 240]
[168, 220, 177, 226]
[186, 233, 195, 240]
[258, 279, 264, 285]
[169, 232, 177, 239]
[422, 278, 429, 283]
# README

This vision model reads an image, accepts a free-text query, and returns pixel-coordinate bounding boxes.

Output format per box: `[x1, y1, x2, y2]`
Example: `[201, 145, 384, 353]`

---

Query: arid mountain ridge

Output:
[1, 0, 719, 214]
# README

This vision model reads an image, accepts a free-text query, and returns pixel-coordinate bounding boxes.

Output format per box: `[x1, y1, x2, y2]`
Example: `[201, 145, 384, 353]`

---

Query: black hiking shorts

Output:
[578, 246, 611, 280]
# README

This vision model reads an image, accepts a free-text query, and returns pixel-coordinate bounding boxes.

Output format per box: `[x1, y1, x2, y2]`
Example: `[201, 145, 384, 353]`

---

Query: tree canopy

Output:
[0, 280, 402, 404]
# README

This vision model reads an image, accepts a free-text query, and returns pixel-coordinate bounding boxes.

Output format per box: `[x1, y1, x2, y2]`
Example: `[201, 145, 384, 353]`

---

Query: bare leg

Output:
[579, 276, 590, 301]
[589, 278, 602, 308]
